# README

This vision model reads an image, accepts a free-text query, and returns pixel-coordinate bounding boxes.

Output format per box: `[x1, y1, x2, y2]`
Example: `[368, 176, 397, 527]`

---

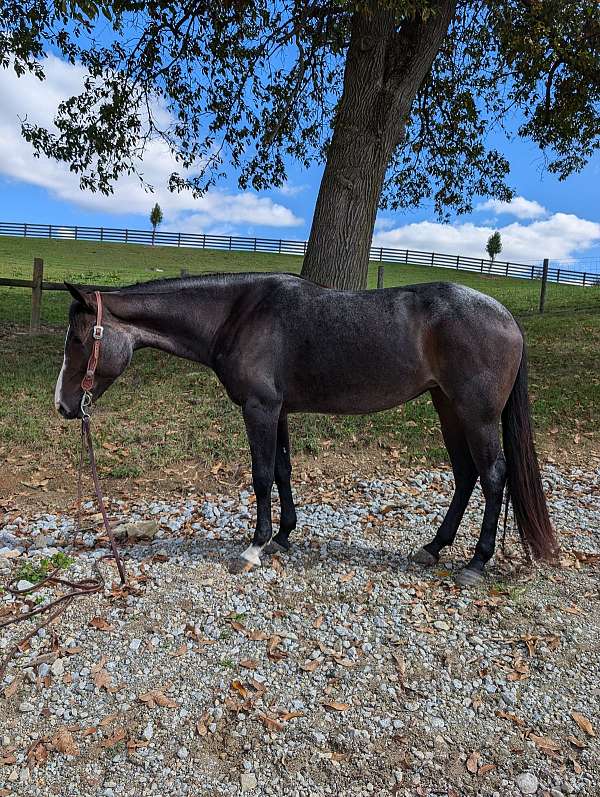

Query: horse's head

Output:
[54, 284, 134, 419]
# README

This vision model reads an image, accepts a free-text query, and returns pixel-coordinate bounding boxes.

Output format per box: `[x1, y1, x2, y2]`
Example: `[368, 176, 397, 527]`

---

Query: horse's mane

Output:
[113, 271, 297, 295]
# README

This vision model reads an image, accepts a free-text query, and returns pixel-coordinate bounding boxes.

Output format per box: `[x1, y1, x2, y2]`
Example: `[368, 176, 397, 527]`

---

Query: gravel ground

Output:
[1, 463, 599, 797]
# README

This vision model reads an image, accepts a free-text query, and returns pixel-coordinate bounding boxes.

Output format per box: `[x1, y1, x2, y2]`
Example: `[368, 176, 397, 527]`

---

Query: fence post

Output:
[30, 258, 43, 334]
[24, 223, 27, 237]
[48, 224, 52, 239]
[377, 265, 385, 289]
[539, 258, 549, 314]
[582, 272, 586, 287]
[505, 262, 509, 277]
[180, 268, 189, 278]
[556, 268, 560, 283]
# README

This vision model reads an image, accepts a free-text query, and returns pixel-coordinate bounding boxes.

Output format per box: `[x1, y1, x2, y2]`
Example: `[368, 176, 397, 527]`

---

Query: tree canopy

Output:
[1, 1, 599, 287]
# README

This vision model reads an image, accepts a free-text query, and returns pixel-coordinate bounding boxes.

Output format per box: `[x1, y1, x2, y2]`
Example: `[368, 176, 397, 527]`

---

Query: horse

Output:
[54, 273, 557, 584]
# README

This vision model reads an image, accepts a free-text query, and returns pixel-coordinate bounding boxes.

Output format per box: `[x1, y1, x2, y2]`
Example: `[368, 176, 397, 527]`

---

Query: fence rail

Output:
[0, 221, 596, 287]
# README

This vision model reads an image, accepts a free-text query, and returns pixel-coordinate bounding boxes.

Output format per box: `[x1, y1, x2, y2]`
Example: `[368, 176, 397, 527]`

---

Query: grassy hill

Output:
[0, 235, 598, 475]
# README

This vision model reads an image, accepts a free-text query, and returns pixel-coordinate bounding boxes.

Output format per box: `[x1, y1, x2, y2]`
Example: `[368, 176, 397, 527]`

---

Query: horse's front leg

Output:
[228, 395, 280, 574]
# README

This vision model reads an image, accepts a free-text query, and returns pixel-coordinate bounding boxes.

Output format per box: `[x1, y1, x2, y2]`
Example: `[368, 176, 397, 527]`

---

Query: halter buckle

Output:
[93, 325, 104, 340]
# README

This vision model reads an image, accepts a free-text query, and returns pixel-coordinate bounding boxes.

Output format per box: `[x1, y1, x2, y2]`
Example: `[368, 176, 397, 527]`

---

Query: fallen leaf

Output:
[51, 727, 79, 756]
[3, 678, 20, 699]
[571, 712, 595, 737]
[300, 659, 321, 673]
[258, 714, 284, 732]
[477, 763, 496, 776]
[495, 710, 525, 727]
[322, 701, 350, 712]
[89, 617, 113, 632]
[466, 751, 481, 774]
[100, 727, 126, 747]
[240, 659, 258, 670]
[138, 689, 178, 709]
[231, 680, 249, 699]
[99, 714, 118, 727]
[280, 711, 304, 721]
[170, 644, 188, 658]
[340, 571, 355, 583]
[567, 735, 587, 749]
[529, 734, 562, 753]
[313, 615, 324, 629]
[93, 669, 113, 691]
[27, 740, 48, 766]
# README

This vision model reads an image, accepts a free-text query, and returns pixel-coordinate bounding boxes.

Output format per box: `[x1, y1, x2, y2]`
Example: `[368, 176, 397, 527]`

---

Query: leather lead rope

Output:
[0, 291, 127, 680]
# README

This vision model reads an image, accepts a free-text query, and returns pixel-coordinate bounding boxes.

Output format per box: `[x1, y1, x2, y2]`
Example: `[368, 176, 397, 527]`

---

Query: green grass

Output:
[0, 235, 598, 475]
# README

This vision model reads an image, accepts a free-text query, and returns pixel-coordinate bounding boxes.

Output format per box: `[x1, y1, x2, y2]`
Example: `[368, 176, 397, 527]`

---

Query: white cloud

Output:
[277, 181, 308, 197]
[373, 214, 600, 263]
[0, 55, 303, 231]
[476, 196, 548, 220]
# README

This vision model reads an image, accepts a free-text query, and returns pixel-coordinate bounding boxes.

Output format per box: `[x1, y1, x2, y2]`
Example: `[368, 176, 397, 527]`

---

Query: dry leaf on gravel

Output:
[170, 644, 188, 658]
[466, 751, 481, 774]
[3, 678, 20, 699]
[27, 740, 48, 766]
[231, 680, 249, 699]
[300, 659, 321, 673]
[51, 727, 79, 756]
[567, 735, 587, 749]
[89, 617, 113, 631]
[258, 714, 284, 732]
[313, 615, 324, 629]
[477, 764, 496, 777]
[495, 710, 525, 727]
[93, 668, 113, 691]
[322, 701, 350, 712]
[339, 571, 355, 583]
[571, 712, 596, 737]
[138, 689, 178, 709]
[100, 727, 126, 747]
[240, 659, 258, 669]
[529, 734, 562, 754]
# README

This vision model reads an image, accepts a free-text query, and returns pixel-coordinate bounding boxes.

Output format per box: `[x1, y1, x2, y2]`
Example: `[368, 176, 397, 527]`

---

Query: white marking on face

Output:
[54, 325, 70, 411]
[240, 544, 263, 566]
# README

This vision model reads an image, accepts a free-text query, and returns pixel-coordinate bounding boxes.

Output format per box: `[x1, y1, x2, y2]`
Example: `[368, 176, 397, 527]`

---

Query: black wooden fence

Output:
[0, 220, 596, 287]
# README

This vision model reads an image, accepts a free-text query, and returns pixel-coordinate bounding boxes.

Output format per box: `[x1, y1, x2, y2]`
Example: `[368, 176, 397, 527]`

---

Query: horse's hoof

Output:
[411, 546, 439, 566]
[455, 567, 484, 587]
[228, 557, 256, 575]
[264, 540, 289, 555]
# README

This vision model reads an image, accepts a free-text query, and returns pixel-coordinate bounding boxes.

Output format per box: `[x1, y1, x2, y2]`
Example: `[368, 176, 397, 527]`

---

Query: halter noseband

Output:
[80, 291, 104, 416]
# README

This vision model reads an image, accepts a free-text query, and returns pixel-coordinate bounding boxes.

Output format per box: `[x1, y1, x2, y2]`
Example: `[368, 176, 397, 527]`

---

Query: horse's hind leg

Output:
[455, 421, 507, 586]
[265, 411, 297, 554]
[413, 388, 478, 565]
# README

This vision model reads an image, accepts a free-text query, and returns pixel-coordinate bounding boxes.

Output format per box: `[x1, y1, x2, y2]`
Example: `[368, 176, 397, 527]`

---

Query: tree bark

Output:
[301, 1, 456, 290]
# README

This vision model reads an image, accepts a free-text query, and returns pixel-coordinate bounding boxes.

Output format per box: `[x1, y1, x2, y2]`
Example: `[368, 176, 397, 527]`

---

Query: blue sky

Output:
[0, 54, 599, 273]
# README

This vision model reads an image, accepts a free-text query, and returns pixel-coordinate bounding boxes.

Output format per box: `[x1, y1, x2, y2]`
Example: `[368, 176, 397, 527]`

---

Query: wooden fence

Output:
[0, 220, 596, 287]
[0, 255, 569, 334]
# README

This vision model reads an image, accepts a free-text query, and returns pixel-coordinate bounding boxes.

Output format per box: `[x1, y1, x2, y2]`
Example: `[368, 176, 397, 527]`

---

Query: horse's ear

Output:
[64, 283, 96, 311]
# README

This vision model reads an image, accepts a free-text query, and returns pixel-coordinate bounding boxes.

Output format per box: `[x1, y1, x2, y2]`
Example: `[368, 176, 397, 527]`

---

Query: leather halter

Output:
[81, 291, 104, 392]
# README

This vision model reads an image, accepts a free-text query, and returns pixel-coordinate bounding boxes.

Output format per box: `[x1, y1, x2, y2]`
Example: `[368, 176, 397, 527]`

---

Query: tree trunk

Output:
[301, 1, 456, 290]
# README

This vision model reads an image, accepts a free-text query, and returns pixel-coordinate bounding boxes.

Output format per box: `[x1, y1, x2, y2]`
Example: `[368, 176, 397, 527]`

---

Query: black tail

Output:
[502, 341, 558, 560]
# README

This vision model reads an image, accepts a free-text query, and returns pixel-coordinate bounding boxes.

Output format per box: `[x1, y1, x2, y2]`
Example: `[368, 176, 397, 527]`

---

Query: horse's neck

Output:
[106, 284, 239, 365]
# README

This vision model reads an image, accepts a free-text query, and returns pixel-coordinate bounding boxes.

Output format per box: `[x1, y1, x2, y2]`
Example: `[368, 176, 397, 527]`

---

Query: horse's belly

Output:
[284, 365, 434, 414]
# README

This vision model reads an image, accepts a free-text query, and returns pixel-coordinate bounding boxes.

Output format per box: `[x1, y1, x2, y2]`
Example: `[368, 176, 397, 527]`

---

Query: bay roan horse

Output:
[55, 274, 557, 585]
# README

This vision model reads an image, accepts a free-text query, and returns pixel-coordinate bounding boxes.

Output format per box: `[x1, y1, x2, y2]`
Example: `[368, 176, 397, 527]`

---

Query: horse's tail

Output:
[501, 340, 558, 560]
